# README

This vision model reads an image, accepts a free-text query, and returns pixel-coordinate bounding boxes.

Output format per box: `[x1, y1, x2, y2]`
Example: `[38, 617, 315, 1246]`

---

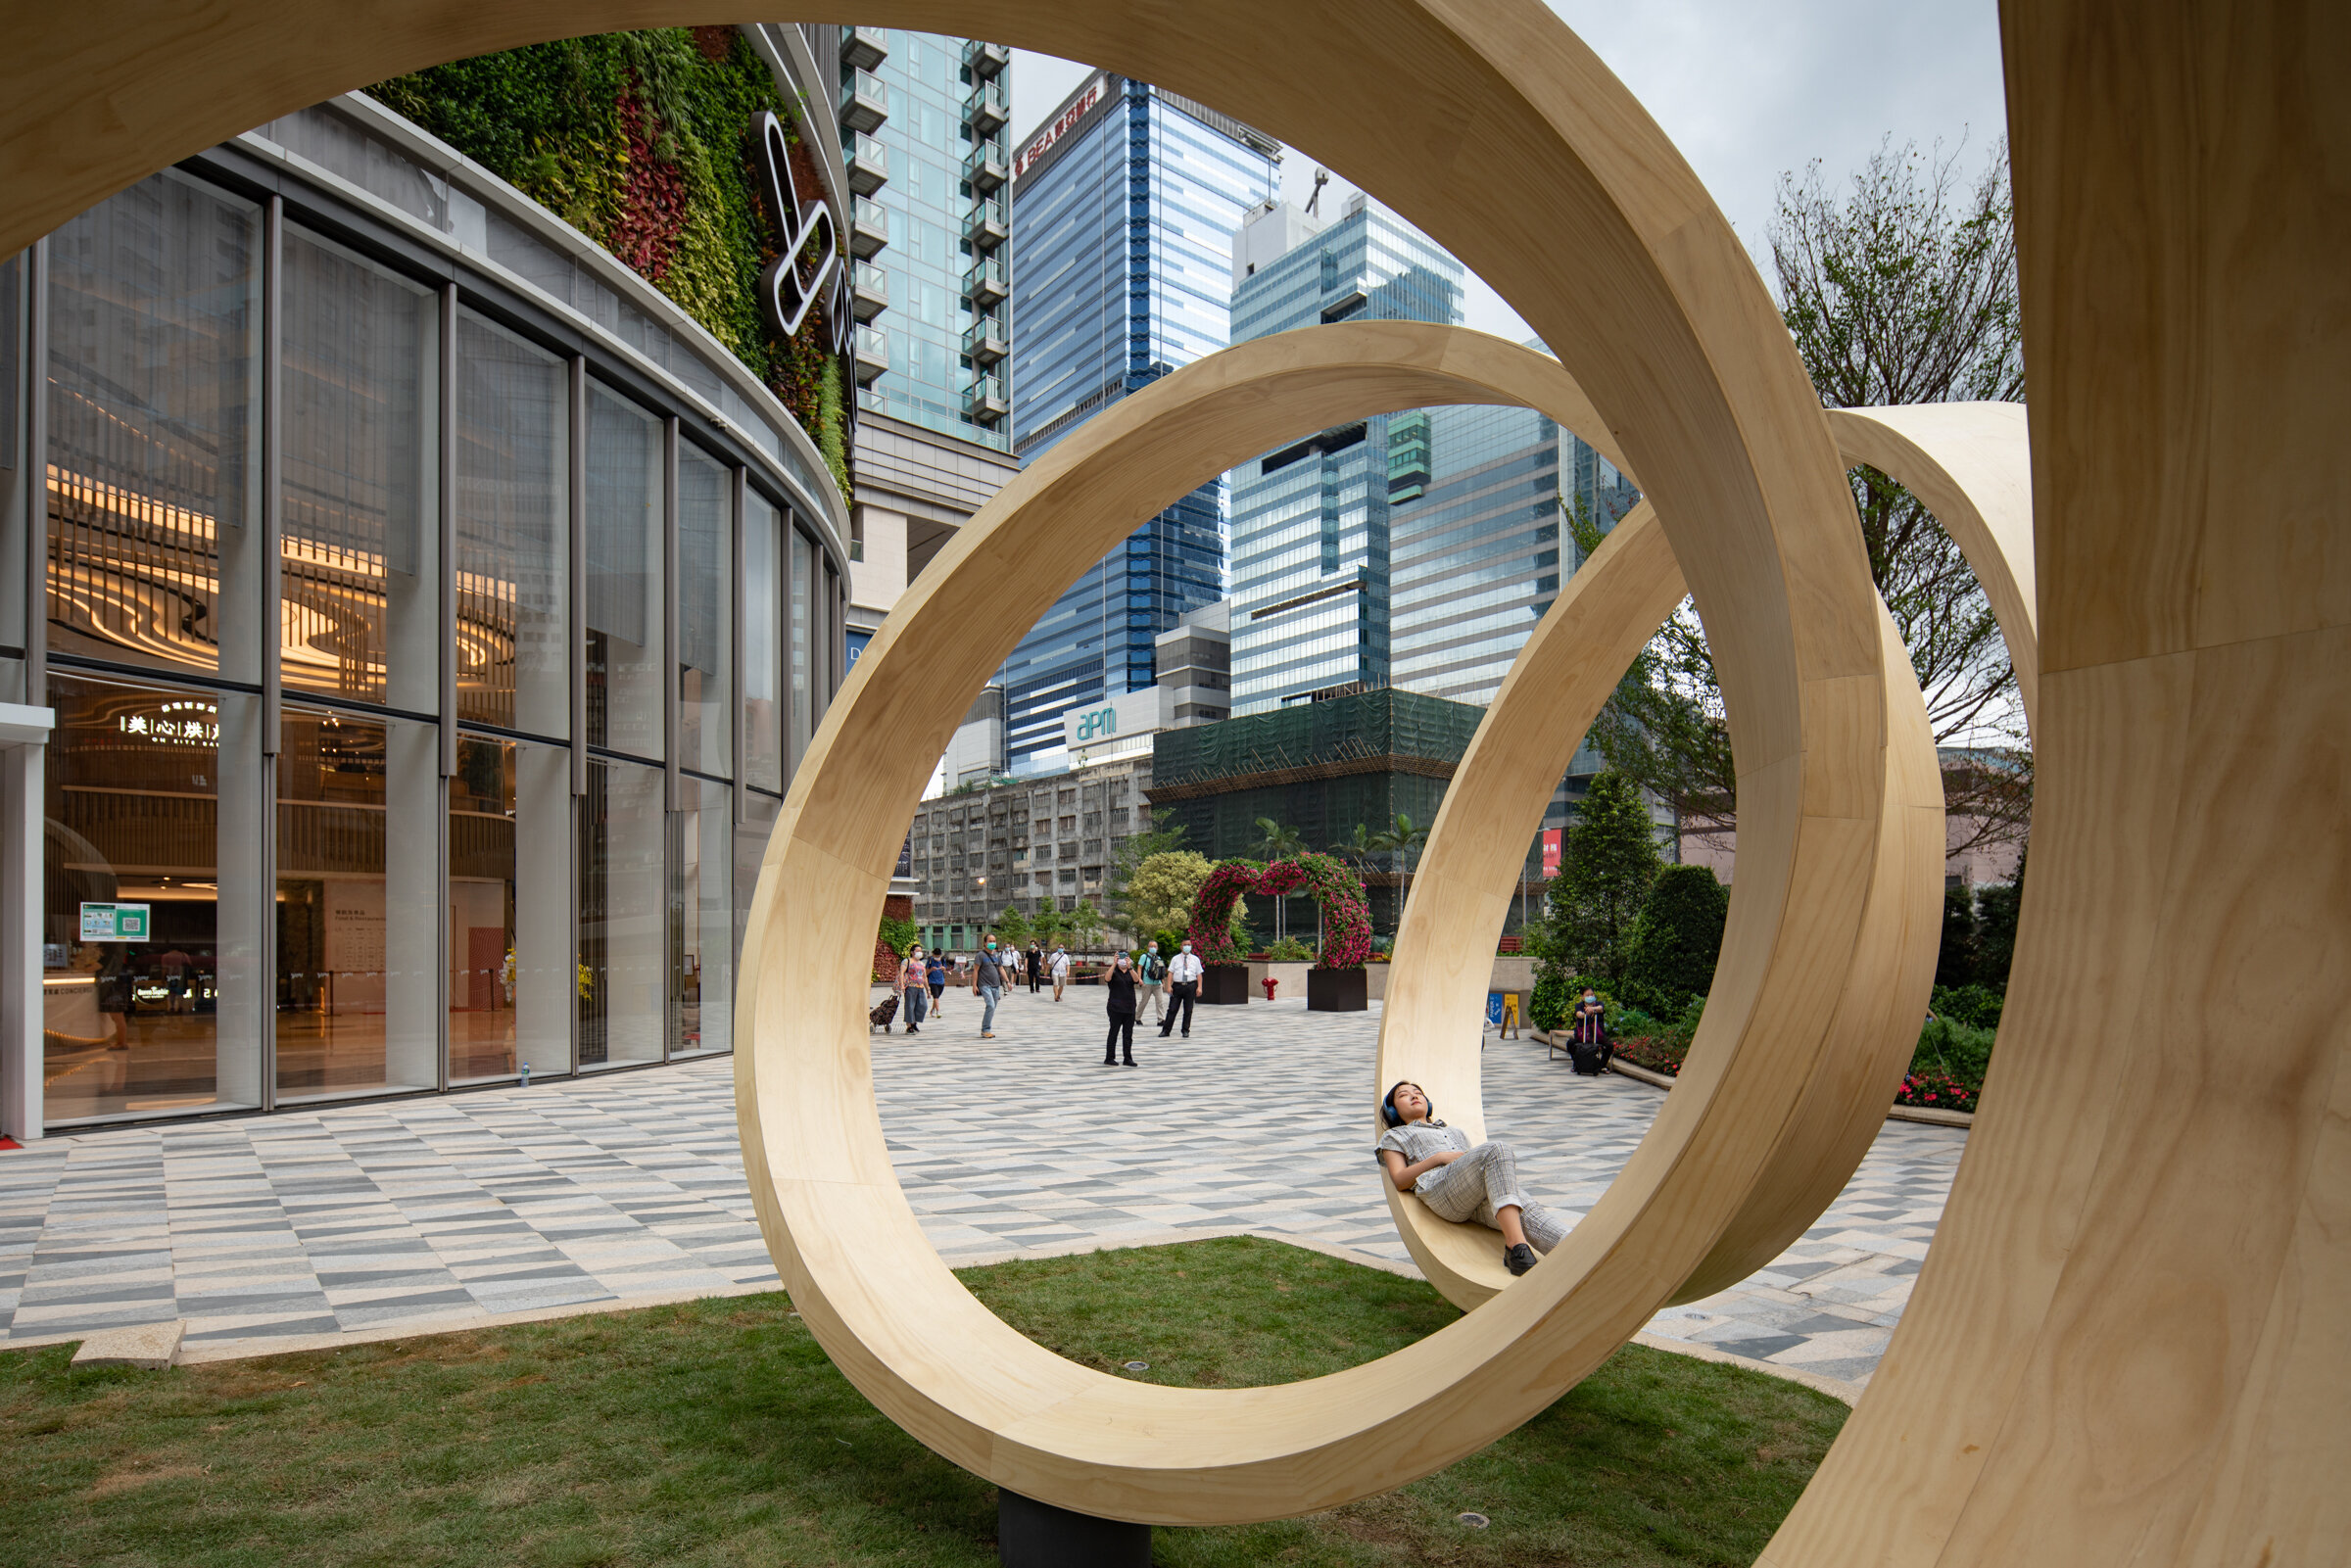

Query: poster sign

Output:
[1540, 829, 1562, 878]
[79, 902, 151, 941]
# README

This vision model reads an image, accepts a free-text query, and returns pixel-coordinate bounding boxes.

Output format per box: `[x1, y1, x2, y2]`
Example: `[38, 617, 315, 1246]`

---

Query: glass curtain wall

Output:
[578, 757, 664, 1067]
[41, 674, 264, 1122]
[455, 311, 568, 736]
[45, 169, 264, 682]
[742, 492, 782, 794]
[448, 736, 569, 1082]
[790, 527, 814, 765]
[280, 228, 439, 711]
[586, 386, 663, 758]
[275, 705, 440, 1100]
[1, 249, 23, 698]
[676, 446, 731, 777]
[32, 161, 843, 1125]
[671, 775, 732, 1056]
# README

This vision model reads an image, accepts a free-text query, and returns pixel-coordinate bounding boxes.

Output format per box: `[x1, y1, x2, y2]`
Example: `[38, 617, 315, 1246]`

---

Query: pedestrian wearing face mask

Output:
[1102, 953, 1140, 1066]
[1566, 986, 1610, 1074]
[1160, 939, 1203, 1038]
[1135, 940, 1168, 1023]
[973, 937, 1007, 1039]
[897, 945, 929, 1034]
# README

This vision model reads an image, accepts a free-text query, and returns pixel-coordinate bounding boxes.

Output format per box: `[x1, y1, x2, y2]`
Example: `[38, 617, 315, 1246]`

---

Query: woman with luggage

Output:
[1567, 987, 1611, 1073]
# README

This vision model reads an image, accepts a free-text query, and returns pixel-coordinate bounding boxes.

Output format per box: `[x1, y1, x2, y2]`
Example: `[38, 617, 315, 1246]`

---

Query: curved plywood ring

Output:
[738, 318, 1889, 1524]
[1827, 404, 2039, 726]
[1377, 501, 1947, 1309]
[1385, 403, 2042, 1307]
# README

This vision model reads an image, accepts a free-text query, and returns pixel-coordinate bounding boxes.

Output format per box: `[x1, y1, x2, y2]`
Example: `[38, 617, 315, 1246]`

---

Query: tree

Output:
[1121, 850, 1220, 939]
[1590, 136, 2031, 866]
[1935, 882, 1979, 990]
[1972, 849, 2025, 992]
[1620, 864, 1731, 1019]
[1368, 811, 1429, 927]
[1031, 905, 1066, 948]
[1067, 898, 1106, 956]
[1328, 822, 1373, 874]
[1105, 819, 1184, 938]
[1538, 771, 1660, 982]
[991, 904, 1031, 950]
[1250, 818, 1307, 941]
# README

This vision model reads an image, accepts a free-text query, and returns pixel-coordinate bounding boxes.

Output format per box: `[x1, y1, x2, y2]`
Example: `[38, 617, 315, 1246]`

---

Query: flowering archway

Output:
[1186, 852, 1372, 968]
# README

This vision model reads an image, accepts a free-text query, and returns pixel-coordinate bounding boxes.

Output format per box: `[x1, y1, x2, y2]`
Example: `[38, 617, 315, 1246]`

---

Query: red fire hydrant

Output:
[1262, 974, 1278, 1001]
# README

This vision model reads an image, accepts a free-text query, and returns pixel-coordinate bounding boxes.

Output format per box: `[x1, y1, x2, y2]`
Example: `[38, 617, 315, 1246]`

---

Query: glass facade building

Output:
[1000, 74, 1277, 774]
[1225, 197, 1464, 713]
[3, 95, 849, 1133]
[845, 28, 1013, 449]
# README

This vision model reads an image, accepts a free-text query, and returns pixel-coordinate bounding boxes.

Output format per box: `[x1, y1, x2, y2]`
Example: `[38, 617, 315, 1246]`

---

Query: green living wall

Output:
[370, 26, 850, 499]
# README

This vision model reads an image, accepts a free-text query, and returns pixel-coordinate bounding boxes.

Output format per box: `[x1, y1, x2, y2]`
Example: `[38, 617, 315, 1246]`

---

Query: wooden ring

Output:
[1383, 407, 2033, 1308]
[739, 322, 1896, 1521]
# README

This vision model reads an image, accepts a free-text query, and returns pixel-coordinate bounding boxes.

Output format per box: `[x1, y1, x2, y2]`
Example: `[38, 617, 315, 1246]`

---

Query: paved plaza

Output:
[0, 987, 1963, 1387]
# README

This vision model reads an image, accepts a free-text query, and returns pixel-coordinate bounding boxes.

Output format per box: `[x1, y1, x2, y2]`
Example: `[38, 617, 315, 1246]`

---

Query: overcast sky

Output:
[1007, 1, 2008, 340]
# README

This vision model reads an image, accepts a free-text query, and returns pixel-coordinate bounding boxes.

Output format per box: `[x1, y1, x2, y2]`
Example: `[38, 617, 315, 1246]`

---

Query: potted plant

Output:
[1185, 861, 1260, 1004]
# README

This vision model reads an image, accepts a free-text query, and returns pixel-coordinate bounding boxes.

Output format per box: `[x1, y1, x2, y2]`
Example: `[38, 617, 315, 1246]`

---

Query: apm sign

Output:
[748, 110, 852, 357]
[1072, 706, 1118, 742]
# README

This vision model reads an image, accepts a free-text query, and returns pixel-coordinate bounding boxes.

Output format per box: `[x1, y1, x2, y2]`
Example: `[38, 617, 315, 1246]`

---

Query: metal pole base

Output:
[997, 1489, 1152, 1567]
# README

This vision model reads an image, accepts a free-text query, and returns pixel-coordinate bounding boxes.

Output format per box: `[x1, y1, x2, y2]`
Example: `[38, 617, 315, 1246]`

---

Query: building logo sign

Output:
[80, 902, 151, 941]
[1073, 706, 1118, 741]
[748, 110, 851, 356]
[1014, 73, 1108, 182]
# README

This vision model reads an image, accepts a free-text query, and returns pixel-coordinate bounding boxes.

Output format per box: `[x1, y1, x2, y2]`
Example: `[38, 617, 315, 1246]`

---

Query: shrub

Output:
[1895, 1069, 1981, 1115]
[1266, 935, 1314, 962]
[1611, 996, 1705, 1077]
[1973, 866, 2024, 990]
[1936, 881, 1980, 989]
[1931, 982, 2004, 1031]
[1619, 864, 1728, 1019]
[1911, 1015, 1996, 1087]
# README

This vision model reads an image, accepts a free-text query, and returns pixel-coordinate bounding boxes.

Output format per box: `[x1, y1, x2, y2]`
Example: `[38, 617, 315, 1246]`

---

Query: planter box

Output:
[1308, 967, 1368, 1012]
[1198, 964, 1251, 1005]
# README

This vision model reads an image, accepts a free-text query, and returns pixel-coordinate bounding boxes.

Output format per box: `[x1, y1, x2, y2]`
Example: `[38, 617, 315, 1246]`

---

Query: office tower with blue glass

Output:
[835, 28, 1021, 669]
[1000, 72, 1278, 773]
[1224, 194, 1464, 713]
[1226, 196, 1642, 714]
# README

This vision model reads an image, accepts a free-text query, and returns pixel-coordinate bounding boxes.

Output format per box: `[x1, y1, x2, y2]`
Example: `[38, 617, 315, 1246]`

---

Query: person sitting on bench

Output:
[1375, 1080, 1570, 1277]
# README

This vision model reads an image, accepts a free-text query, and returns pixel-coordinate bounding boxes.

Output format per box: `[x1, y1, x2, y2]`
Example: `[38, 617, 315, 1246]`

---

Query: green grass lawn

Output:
[0, 1237, 1846, 1566]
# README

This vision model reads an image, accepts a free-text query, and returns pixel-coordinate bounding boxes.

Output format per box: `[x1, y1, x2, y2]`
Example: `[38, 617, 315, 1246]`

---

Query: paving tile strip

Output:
[0, 992, 1961, 1389]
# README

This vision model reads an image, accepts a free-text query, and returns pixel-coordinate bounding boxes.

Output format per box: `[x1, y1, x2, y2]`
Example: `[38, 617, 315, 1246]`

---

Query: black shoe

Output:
[1102, 1057, 1116, 1066]
[1504, 1243, 1537, 1277]
[1123, 1058, 1137, 1067]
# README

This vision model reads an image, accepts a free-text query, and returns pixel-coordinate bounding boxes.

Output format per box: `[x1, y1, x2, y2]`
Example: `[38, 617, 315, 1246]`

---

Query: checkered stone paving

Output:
[0, 985, 1963, 1386]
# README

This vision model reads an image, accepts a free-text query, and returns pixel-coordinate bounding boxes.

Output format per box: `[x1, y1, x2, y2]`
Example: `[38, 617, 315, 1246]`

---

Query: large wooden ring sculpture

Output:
[6, 0, 2342, 1559]
[1388, 404, 2035, 1309]
[741, 318, 1907, 1521]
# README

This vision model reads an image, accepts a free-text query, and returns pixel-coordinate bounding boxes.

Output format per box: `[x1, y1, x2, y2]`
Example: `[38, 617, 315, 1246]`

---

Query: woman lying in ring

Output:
[1376, 1080, 1570, 1277]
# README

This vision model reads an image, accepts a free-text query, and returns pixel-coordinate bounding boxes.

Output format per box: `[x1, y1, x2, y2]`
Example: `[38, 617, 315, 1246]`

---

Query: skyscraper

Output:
[1224, 194, 1464, 713]
[833, 28, 1020, 668]
[1226, 197, 1641, 714]
[1000, 73, 1278, 774]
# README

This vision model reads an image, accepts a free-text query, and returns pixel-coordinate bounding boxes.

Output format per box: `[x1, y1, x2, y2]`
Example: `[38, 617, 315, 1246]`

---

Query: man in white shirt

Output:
[1049, 944, 1070, 1002]
[1160, 940, 1204, 1038]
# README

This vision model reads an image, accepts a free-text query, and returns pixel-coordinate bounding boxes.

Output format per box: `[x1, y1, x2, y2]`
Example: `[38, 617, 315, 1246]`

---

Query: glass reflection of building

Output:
[6, 93, 849, 1132]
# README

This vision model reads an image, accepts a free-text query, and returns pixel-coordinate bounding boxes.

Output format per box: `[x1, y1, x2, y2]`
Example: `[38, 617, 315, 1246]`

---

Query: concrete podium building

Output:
[0, 43, 853, 1138]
